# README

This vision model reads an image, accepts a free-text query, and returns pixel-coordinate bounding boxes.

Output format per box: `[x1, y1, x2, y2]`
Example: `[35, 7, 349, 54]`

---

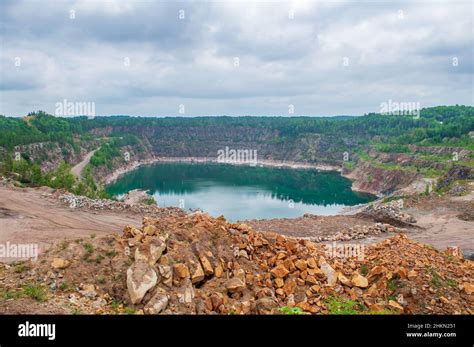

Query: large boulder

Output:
[134, 239, 166, 265]
[127, 260, 158, 304]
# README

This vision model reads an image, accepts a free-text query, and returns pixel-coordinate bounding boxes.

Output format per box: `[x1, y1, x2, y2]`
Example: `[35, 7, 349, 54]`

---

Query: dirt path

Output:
[0, 184, 141, 262]
[71, 149, 97, 178]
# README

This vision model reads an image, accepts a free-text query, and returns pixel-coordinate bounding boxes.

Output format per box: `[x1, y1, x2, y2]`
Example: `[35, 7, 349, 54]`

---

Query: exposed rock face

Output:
[437, 165, 474, 190]
[343, 161, 419, 196]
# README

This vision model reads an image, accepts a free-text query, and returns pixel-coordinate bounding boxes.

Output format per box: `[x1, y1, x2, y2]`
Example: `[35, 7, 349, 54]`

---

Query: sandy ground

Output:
[404, 192, 474, 252]
[0, 185, 142, 262]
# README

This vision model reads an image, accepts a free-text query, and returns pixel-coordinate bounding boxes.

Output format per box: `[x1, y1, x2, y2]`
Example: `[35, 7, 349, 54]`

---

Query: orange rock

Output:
[271, 264, 289, 278]
[173, 263, 190, 279]
[295, 259, 307, 271]
[396, 267, 407, 279]
[283, 279, 297, 296]
[305, 275, 318, 285]
[300, 270, 308, 280]
[283, 259, 296, 272]
[367, 265, 384, 279]
[369, 303, 385, 312]
[214, 264, 224, 278]
[199, 254, 214, 276]
[275, 278, 284, 288]
[351, 272, 368, 288]
[439, 296, 449, 304]
[276, 235, 286, 244]
[388, 300, 404, 312]
[407, 270, 417, 279]
[462, 283, 474, 295]
[307, 257, 317, 269]
[338, 273, 352, 287]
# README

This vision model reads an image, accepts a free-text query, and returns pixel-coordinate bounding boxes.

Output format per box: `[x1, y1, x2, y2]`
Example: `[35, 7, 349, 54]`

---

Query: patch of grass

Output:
[279, 306, 305, 315]
[59, 282, 68, 291]
[60, 240, 70, 250]
[90, 233, 96, 239]
[140, 197, 156, 206]
[14, 263, 31, 273]
[22, 283, 47, 302]
[0, 288, 24, 300]
[325, 295, 363, 315]
[430, 268, 442, 288]
[83, 242, 94, 254]
[96, 275, 106, 284]
[425, 244, 436, 250]
[112, 299, 120, 313]
[95, 254, 105, 264]
[122, 307, 136, 315]
[369, 309, 394, 315]
[105, 250, 117, 258]
[343, 161, 355, 170]
[446, 278, 457, 288]
[360, 264, 369, 276]
[387, 278, 402, 292]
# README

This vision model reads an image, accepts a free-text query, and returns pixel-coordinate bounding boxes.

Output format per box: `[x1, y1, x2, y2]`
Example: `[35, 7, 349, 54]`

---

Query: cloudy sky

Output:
[0, 0, 472, 117]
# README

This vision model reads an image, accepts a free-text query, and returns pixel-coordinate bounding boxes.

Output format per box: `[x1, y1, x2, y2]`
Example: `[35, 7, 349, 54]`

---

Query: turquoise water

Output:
[106, 162, 374, 221]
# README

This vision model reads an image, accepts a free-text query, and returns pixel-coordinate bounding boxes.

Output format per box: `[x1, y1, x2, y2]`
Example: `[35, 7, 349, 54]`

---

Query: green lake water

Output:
[106, 162, 375, 221]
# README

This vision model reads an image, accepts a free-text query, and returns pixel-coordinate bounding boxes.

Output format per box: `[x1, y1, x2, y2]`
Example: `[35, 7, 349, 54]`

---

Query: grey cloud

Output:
[0, 0, 472, 117]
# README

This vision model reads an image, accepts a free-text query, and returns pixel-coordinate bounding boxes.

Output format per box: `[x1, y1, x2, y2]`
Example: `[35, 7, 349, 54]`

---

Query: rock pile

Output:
[59, 193, 120, 210]
[1, 210, 472, 315]
[315, 223, 402, 242]
[56, 192, 180, 216]
[116, 211, 473, 314]
[358, 200, 416, 227]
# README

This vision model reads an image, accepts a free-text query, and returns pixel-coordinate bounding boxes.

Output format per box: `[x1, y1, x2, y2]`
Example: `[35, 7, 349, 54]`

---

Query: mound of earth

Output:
[1, 211, 472, 315]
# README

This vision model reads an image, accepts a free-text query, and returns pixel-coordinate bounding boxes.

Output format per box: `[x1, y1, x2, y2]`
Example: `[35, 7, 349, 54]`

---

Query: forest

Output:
[0, 105, 472, 197]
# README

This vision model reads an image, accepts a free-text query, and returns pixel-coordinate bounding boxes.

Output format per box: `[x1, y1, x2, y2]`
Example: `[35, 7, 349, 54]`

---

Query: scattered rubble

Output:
[55, 192, 183, 217]
[357, 200, 416, 227]
[1, 211, 472, 315]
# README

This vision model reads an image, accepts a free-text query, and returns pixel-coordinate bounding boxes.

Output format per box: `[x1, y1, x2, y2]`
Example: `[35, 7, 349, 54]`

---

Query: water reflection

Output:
[106, 162, 374, 220]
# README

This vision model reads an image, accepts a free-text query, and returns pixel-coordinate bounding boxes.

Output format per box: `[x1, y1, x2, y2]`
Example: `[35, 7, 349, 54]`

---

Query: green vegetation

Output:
[0, 288, 24, 300]
[279, 306, 305, 315]
[83, 242, 94, 254]
[325, 295, 364, 314]
[14, 263, 31, 273]
[0, 105, 472, 197]
[105, 250, 117, 258]
[22, 283, 48, 302]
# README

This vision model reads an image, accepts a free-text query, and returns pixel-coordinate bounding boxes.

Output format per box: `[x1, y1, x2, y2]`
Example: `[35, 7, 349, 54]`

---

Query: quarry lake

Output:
[106, 162, 375, 221]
